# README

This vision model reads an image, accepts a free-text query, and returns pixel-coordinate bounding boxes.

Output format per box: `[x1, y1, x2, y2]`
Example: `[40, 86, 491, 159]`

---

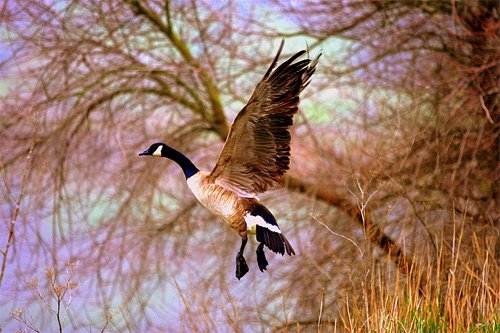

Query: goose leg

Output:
[256, 242, 268, 272]
[235, 236, 249, 280]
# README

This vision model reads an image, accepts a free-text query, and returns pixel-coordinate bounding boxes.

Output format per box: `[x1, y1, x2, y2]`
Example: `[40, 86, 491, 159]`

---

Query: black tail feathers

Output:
[256, 225, 295, 256]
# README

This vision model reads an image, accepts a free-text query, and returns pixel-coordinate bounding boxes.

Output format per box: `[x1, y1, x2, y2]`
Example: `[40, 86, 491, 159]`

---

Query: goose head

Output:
[139, 142, 168, 157]
[139, 142, 199, 178]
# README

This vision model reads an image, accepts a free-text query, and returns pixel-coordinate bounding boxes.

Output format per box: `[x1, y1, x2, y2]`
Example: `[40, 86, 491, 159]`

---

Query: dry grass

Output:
[334, 217, 499, 333]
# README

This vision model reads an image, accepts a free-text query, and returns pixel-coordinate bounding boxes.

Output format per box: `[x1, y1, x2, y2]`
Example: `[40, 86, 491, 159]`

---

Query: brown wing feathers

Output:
[210, 42, 320, 195]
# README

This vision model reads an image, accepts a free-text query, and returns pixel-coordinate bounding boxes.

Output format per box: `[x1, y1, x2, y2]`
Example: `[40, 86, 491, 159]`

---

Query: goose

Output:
[139, 41, 320, 279]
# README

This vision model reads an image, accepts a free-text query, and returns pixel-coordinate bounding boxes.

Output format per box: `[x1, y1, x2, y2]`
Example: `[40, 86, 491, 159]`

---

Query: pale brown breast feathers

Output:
[187, 172, 247, 232]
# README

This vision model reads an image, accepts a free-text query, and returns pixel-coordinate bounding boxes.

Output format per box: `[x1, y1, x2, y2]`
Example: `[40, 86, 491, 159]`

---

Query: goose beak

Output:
[138, 150, 149, 156]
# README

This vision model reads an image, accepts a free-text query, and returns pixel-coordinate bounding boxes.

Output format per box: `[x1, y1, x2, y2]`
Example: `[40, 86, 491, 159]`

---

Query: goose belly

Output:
[186, 172, 239, 221]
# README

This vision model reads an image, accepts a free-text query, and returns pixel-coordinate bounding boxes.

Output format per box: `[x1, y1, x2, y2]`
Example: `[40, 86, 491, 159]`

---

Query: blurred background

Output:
[0, 0, 498, 332]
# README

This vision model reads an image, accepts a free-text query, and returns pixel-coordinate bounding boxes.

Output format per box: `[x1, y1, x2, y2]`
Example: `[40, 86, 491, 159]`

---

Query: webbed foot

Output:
[236, 255, 249, 280]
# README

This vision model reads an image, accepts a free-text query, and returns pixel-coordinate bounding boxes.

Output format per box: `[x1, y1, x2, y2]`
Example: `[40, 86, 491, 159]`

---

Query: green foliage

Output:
[405, 308, 448, 333]
[467, 318, 500, 333]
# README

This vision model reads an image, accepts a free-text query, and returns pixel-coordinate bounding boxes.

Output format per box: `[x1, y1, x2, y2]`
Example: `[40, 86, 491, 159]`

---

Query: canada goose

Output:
[139, 41, 320, 279]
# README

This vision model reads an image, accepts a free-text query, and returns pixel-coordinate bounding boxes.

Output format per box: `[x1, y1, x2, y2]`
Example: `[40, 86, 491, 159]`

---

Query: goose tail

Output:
[245, 203, 295, 256]
[256, 225, 295, 256]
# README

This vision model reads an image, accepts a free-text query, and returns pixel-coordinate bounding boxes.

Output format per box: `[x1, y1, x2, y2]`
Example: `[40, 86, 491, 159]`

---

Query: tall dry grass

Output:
[306, 212, 499, 333]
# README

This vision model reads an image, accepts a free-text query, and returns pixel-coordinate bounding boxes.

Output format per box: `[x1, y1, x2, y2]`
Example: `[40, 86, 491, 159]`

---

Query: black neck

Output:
[162, 146, 199, 179]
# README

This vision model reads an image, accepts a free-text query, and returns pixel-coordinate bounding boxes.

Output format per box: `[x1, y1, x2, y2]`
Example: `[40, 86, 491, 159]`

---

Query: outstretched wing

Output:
[210, 41, 320, 196]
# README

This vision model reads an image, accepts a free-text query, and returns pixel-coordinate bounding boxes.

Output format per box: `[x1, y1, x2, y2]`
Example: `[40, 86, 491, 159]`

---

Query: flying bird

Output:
[139, 41, 320, 279]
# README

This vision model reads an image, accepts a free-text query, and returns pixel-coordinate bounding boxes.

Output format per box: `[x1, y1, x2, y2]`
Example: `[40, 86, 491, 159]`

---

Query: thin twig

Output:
[0, 139, 35, 286]
[478, 94, 494, 124]
[56, 297, 63, 333]
[310, 212, 364, 258]
[317, 289, 325, 333]
[345, 177, 379, 239]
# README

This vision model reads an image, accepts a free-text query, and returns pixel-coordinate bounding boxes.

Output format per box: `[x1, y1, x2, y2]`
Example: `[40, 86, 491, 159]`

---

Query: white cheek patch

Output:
[244, 213, 281, 234]
[152, 145, 163, 156]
